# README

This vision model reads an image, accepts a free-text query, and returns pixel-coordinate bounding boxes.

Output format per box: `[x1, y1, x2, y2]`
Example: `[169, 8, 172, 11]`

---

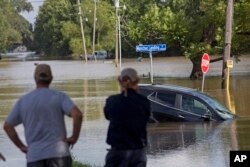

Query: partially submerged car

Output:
[138, 84, 236, 122]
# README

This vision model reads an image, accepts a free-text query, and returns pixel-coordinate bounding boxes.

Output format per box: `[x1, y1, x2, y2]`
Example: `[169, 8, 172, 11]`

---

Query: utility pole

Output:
[114, 0, 119, 67]
[77, 0, 88, 62]
[222, 0, 234, 89]
[92, 0, 97, 61]
[118, 14, 122, 69]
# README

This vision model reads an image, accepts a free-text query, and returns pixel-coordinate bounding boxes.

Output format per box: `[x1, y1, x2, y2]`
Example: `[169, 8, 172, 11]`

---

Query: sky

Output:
[21, 0, 44, 26]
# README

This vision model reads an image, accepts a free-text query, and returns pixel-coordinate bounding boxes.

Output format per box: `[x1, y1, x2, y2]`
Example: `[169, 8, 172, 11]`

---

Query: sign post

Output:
[136, 44, 167, 84]
[149, 51, 153, 83]
[226, 59, 234, 90]
[201, 53, 210, 92]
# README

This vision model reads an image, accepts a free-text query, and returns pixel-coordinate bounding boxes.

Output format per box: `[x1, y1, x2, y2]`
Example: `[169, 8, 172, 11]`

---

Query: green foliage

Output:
[10, 0, 33, 13]
[34, 0, 76, 56]
[34, 0, 115, 56]
[233, 0, 250, 54]
[0, 0, 32, 52]
[184, 43, 212, 59]
[80, 0, 115, 52]
[32, 0, 250, 58]
[61, 21, 83, 54]
[127, 0, 227, 59]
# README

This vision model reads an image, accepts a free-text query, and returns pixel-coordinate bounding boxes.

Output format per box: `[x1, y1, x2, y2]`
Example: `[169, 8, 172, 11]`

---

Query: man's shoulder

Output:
[23, 88, 66, 98]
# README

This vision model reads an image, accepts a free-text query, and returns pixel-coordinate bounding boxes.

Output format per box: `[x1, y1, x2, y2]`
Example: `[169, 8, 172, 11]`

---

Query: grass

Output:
[72, 154, 98, 167]
[73, 160, 92, 167]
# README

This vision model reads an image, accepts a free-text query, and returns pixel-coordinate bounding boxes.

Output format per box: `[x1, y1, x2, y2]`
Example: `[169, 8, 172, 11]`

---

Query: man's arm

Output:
[0, 152, 6, 161]
[64, 106, 83, 147]
[3, 122, 27, 154]
[104, 97, 112, 120]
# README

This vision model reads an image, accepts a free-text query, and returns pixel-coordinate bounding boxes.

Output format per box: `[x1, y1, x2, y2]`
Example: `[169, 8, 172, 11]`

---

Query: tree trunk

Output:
[189, 56, 224, 80]
[189, 55, 203, 80]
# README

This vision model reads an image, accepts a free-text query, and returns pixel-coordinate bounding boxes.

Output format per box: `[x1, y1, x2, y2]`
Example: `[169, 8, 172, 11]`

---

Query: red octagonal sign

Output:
[201, 53, 210, 73]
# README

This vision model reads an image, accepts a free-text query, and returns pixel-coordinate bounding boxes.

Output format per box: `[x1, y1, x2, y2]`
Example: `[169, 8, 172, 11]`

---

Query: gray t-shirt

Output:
[6, 88, 75, 162]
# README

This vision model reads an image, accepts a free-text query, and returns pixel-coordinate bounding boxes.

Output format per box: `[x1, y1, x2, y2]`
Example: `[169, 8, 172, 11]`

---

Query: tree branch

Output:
[210, 57, 223, 63]
[236, 32, 250, 36]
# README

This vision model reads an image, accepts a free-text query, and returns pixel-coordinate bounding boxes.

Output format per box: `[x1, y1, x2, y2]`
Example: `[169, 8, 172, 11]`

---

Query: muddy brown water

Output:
[0, 58, 250, 167]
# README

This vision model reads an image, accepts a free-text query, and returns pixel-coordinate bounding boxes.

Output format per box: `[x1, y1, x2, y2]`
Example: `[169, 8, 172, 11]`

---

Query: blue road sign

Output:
[136, 44, 167, 52]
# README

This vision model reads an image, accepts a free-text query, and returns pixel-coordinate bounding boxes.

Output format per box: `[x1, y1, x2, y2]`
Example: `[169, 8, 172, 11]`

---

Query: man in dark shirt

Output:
[104, 68, 150, 167]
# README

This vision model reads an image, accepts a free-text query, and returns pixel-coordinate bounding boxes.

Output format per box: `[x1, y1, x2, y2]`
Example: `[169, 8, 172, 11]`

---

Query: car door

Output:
[179, 94, 212, 121]
[148, 90, 181, 121]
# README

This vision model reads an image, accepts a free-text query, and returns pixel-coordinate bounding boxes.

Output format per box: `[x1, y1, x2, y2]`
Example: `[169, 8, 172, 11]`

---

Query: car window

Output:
[155, 92, 176, 107]
[201, 93, 232, 114]
[182, 95, 210, 115]
[147, 92, 157, 100]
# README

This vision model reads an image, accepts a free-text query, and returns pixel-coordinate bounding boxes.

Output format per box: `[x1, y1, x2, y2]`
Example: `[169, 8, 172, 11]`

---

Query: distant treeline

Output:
[1, 0, 250, 60]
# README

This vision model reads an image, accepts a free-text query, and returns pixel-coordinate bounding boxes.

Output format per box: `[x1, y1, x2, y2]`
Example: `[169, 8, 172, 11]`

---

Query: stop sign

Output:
[201, 53, 210, 73]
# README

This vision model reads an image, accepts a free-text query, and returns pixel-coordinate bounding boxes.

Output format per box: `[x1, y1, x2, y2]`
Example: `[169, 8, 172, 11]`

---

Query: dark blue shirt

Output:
[104, 88, 150, 150]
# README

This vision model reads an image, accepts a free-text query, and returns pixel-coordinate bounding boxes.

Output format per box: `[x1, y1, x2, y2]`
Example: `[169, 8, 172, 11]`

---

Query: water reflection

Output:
[147, 122, 219, 154]
[54, 79, 119, 121]
[147, 121, 239, 167]
[147, 119, 250, 167]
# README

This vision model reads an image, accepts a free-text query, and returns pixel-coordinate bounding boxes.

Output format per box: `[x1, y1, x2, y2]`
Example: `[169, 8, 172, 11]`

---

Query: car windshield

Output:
[200, 94, 232, 114]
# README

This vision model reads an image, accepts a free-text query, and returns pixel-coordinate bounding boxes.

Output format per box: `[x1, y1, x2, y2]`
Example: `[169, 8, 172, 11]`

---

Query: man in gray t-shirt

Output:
[3, 64, 83, 167]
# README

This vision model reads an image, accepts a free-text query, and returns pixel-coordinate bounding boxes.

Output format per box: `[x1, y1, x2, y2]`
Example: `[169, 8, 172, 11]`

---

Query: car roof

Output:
[139, 83, 201, 96]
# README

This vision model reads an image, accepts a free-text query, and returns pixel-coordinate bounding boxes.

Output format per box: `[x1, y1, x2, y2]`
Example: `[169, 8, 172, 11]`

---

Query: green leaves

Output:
[126, 0, 227, 58]
[10, 0, 33, 13]
[34, 0, 75, 56]
[28, 0, 250, 57]
[233, 1, 250, 54]
[75, 0, 115, 52]
[34, 0, 115, 56]
[0, 0, 31, 52]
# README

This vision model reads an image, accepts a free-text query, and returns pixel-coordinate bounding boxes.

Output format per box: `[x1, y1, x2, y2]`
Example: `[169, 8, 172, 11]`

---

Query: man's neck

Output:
[36, 83, 49, 89]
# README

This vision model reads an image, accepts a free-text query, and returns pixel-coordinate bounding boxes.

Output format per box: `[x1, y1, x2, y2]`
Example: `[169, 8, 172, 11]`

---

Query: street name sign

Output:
[135, 44, 167, 84]
[136, 44, 167, 52]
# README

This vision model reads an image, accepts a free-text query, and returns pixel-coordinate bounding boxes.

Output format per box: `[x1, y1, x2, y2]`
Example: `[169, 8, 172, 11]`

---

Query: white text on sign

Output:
[234, 155, 247, 162]
[202, 59, 209, 67]
[230, 151, 250, 167]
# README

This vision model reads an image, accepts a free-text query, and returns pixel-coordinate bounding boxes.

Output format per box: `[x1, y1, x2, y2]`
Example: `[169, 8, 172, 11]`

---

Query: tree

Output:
[233, 0, 250, 54]
[0, 0, 32, 53]
[34, 0, 76, 56]
[180, 0, 226, 79]
[10, 0, 33, 13]
[34, 0, 115, 57]
[119, 0, 158, 56]
[71, 0, 115, 54]
[125, 0, 226, 79]
[32, 0, 250, 64]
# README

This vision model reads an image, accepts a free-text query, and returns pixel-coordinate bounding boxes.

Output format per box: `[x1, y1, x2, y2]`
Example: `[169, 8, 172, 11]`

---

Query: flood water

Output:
[0, 58, 250, 167]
